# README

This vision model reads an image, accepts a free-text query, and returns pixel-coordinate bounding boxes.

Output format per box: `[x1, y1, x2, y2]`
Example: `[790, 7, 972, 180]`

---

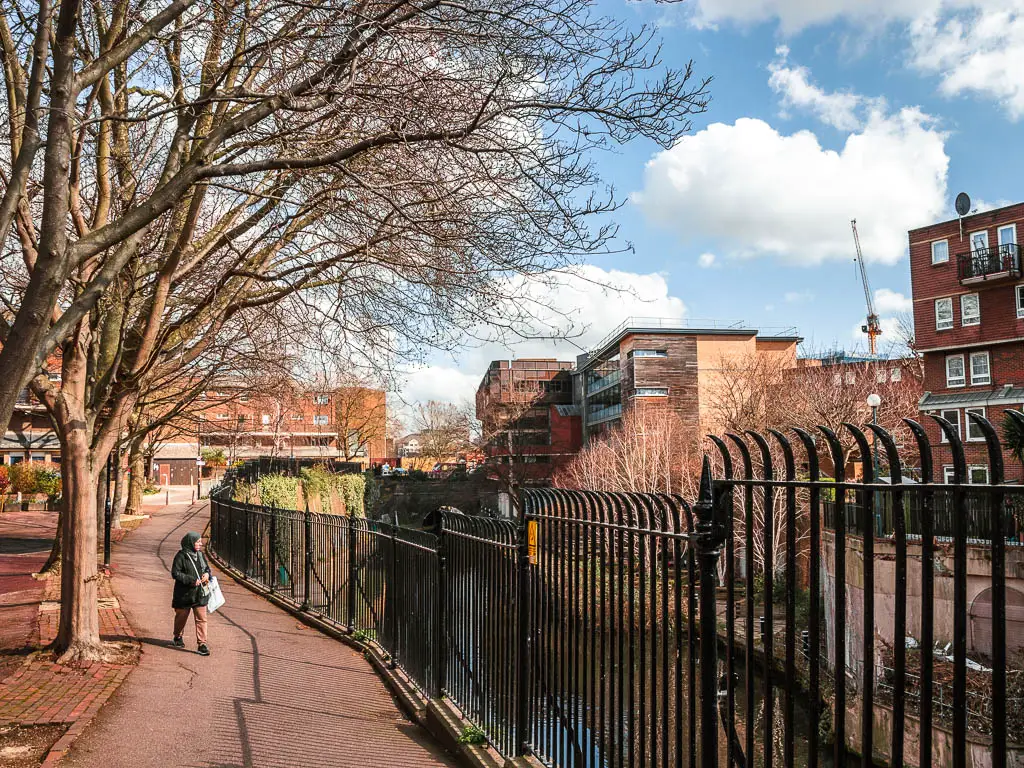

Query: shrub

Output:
[299, 465, 333, 510]
[8, 463, 38, 494]
[35, 468, 61, 500]
[257, 473, 300, 510]
[409, 469, 428, 481]
[362, 471, 379, 514]
[337, 474, 365, 517]
[0, 465, 9, 495]
[201, 448, 227, 467]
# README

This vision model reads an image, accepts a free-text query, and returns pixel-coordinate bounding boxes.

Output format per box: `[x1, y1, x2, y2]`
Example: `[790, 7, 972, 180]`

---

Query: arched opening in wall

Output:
[969, 586, 1024, 658]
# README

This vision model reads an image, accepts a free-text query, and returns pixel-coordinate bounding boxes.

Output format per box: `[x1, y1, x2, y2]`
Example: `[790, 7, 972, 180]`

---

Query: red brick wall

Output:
[910, 204, 1024, 354]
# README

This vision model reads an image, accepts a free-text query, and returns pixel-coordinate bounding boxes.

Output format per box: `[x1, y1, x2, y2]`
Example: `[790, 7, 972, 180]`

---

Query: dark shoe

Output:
[173, 636, 185, 648]
[197, 644, 210, 656]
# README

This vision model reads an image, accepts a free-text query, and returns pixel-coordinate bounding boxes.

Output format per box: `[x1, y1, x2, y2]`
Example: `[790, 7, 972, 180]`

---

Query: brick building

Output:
[475, 359, 582, 481]
[150, 381, 387, 481]
[574, 318, 801, 440]
[911, 201, 1024, 482]
[1, 388, 61, 465]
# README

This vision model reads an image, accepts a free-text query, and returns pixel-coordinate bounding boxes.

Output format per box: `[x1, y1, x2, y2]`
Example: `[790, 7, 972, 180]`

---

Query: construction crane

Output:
[851, 219, 881, 356]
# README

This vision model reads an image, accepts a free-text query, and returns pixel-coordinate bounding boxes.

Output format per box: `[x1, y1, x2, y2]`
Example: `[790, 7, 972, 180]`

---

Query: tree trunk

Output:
[111, 449, 124, 529]
[55, 427, 103, 662]
[125, 444, 143, 516]
[39, 506, 63, 575]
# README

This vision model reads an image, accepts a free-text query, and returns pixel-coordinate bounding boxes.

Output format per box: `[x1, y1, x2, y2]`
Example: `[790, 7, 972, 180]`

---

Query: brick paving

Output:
[60, 495, 458, 768]
[0, 508, 141, 767]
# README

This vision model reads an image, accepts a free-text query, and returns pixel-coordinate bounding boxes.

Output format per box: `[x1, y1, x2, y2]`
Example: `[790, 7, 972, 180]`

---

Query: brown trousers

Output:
[173, 605, 208, 644]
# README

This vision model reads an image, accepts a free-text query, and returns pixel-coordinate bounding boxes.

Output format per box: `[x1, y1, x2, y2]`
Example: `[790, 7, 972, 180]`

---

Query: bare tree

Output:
[555, 406, 702, 497]
[333, 378, 387, 462]
[0, 0, 710, 448]
[414, 401, 471, 468]
[0, 0, 709, 662]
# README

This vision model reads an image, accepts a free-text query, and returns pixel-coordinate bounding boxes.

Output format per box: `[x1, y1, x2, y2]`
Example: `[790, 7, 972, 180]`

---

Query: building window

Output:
[844, 371, 856, 385]
[966, 407, 986, 441]
[634, 387, 669, 397]
[216, 413, 229, 420]
[931, 240, 949, 264]
[832, 374, 842, 386]
[876, 369, 887, 383]
[945, 355, 965, 387]
[890, 368, 902, 382]
[314, 394, 330, 405]
[261, 414, 271, 426]
[970, 351, 991, 385]
[313, 415, 330, 426]
[240, 395, 249, 402]
[237, 415, 246, 423]
[935, 297, 953, 331]
[939, 408, 960, 442]
[960, 293, 980, 326]
[631, 349, 668, 358]
[998, 224, 1017, 255]
[291, 415, 304, 421]
[969, 466, 990, 485]
[1016, 285, 1024, 319]
[943, 466, 955, 484]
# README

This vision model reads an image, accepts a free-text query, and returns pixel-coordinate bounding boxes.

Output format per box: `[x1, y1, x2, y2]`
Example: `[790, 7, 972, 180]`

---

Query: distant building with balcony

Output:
[574, 318, 802, 440]
[475, 359, 581, 482]
[910, 201, 1024, 481]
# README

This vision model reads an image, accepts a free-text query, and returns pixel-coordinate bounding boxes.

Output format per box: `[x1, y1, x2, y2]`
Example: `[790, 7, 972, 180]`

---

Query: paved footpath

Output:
[61, 494, 457, 768]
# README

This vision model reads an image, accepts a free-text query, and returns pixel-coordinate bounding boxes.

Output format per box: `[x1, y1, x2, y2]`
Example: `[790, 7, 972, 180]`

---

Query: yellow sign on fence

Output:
[527, 520, 538, 564]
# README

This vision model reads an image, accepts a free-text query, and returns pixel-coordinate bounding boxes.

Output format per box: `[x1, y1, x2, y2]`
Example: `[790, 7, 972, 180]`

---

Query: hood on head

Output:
[181, 532, 201, 551]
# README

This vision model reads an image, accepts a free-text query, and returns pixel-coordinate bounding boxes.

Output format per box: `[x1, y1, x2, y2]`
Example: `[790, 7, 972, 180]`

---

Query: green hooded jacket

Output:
[171, 532, 212, 609]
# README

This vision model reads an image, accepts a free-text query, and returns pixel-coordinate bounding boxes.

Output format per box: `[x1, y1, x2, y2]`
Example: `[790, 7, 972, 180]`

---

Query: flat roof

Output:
[908, 200, 1024, 236]
[579, 317, 801, 371]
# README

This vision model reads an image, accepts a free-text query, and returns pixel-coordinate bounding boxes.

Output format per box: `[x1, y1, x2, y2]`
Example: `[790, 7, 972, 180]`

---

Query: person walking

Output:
[171, 531, 212, 656]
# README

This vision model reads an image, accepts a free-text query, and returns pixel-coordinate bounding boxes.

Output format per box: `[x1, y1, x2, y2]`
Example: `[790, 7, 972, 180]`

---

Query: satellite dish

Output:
[955, 192, 971, 217]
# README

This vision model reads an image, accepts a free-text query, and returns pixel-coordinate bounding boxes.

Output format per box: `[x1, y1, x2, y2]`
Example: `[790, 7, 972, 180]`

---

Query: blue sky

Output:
[399, 0, 1024, 412]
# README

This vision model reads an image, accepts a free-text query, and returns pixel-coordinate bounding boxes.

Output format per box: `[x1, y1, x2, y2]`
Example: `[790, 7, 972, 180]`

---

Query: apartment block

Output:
[575, 318, 801, 440]
[475, 359, 581, 479]
[910, 201, 1024, 482]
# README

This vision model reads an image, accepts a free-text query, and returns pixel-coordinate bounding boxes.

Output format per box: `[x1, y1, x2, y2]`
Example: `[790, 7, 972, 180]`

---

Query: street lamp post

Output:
[103, 451, 112, 568]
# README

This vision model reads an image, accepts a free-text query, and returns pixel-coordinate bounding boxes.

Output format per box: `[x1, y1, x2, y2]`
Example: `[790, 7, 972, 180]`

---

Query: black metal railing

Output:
[210, 409, 1019, 768]
[957, 243, 1022, 281]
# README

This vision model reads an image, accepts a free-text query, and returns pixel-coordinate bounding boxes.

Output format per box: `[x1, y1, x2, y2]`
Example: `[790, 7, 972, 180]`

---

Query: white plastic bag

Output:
[206, 577, 225, 613]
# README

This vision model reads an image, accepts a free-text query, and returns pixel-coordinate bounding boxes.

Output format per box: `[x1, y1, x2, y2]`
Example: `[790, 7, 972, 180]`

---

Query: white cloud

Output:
[690, 1, 1024, 120]
[396, 266, 688, 411]
[698, 252, 718, 268]
[633, 111, 948, 266]
[874, 288, 913, 313]
[910, 6, 1024, 120]
[769, 46, 872, 130]
[401, 366, 482, 410]
[689, 0, 940, 32]
[785, 290, 814, 303]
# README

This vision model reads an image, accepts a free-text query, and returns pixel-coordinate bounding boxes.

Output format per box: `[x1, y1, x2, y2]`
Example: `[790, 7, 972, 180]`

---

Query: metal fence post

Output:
[693, 456, 725, 768]
[269, 503, 277, 595]
[347, 513, 357, 629]
[433, 519, 447, 699]
[302, 502, 312, 611]
[514, 512, 531, 757]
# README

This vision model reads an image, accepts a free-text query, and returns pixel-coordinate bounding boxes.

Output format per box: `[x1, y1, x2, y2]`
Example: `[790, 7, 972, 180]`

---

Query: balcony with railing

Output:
[587, 402, 623, 425]
[585, 367, 621, 396]
[957, 244, 1022, 285]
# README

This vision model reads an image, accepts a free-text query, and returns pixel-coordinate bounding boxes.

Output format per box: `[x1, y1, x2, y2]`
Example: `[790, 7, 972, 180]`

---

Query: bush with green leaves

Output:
[201, 448, 227, 467]
[299, 465, 333, 510]
[337, 474, 365, 517]
[7, 463, 61, 498]
[257, 474, 300, 510]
